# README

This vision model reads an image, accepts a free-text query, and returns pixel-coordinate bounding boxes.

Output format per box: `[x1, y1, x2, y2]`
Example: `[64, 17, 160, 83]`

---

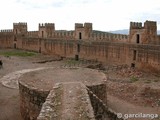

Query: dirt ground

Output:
[106, 68, 160, 120]
[0, 49, 64, 120]
[0, 49, 160, 120]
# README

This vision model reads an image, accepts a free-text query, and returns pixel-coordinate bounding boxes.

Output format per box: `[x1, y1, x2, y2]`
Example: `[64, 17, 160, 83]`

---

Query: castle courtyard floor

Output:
[0, 49, 159, 120]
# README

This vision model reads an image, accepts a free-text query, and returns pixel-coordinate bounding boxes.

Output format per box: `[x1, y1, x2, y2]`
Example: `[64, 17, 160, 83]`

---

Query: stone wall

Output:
[0, 31, 14, 48]
[21, 38, 40, 52]
[79, 41, 130, 64]
[37, 82, 96, 120]
[87, 84, 124, 120]
[18, 81, 50, 120]
[0, 21, 160, 73]
[1, 32, 160, 72]
[87, 83, 107, 104]
[19, 77, 124, 120]
[37, 82, 123, 120]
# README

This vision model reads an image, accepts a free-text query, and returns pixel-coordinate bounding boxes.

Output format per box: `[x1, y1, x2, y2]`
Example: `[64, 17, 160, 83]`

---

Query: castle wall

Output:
[0, 20, 160, 72]
[53, 31, 74, 39]
[0, 30, 14, 48]
[136, 45, 160, 72]
[19, 81, 50, 120]
[28, 31, 38, 38]
[40, 39, 75, 57]
[21, 38, 40, 52]
[79, 42, 130, 65]
[89, 32, 128, 42]
[157, 35, 160, 44]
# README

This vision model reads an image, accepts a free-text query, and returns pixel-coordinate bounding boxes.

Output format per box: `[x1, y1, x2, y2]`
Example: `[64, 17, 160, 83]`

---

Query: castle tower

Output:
[129, 20, 157, 44]
[129, 22, 143, 43]
[75, 23, 84, 40]
[74, 22, 92, 40]
[144, 20, 157, 44]
[38, 23, 55, 38]
[13, 22, 28, 36]
[84, 23, 92, 39]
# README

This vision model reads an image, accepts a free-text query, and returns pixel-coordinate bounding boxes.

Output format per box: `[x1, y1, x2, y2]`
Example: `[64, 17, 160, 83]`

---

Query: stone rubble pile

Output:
[116, 68, 143, 78]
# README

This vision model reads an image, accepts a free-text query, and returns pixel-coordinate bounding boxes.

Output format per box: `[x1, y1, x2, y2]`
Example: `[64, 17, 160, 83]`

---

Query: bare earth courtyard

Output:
[0, 49, 160, 120]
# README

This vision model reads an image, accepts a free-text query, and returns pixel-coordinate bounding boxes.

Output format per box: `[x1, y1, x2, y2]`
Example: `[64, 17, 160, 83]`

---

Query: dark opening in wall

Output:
[77, 44, 80, 52]
[75, 54, 79, 61]
[39, 47, 41, 53]
[136, 34, 140, 43]
[133, 50, 137, 60]
[42, 31, 44, 38]
[79, 32, 82, 39]
[131, 63, 135, 68]
[14, 43, 17, 49]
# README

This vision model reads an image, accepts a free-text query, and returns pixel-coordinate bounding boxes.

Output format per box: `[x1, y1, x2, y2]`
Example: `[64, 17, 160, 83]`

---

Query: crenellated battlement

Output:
[84, 23, 92, 28]
[0, 29, 13, 33]
[89, 32, 128, 42]
[144, 20, 156, 28]
[129, 20, 157, 44]
[28, 31, 38, 37]
[75, 23, 92, 29]
[45, 23, 55, 26]
[130, 22, 142, 29]
[13, 22, 27, 26]
[39, 23, 44, 27]
[53, 31, 74, 39]
[75, 23, 83, 29]
[0, 20, 157, 43]
[39, 23, 55, 27]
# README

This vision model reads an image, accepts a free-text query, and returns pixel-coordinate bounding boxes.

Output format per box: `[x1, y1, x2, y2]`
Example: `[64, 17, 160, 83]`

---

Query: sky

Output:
[1, 0, 160, 31]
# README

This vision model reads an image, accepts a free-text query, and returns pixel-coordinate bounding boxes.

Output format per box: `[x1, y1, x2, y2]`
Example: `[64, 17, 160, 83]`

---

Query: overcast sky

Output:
[1, 0, 160, 31]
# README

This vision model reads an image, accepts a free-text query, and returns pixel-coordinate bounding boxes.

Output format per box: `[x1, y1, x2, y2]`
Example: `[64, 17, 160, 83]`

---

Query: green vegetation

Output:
[65, 59, 81, 66]
[130, 76, 139, 82]
[0, 50, 37, 57]
[145, 79, 151, 84]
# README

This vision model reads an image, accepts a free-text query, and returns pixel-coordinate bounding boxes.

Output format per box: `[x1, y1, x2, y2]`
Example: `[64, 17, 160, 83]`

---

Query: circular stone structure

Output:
[18, 67, 106, 120]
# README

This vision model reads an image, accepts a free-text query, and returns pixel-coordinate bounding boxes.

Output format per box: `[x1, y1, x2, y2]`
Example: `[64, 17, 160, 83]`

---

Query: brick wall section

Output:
[18, 81, 50, 120]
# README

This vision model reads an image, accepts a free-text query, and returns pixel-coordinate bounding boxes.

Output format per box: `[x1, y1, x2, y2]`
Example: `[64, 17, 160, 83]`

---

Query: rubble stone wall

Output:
[18, 81, 49, 120]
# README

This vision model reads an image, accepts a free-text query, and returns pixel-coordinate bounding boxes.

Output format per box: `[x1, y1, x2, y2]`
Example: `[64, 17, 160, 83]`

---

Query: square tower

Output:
[129, 20, 157, 44]
[13, 22, 27, 36]
[38, 23, 55, 38]
[74, 22, 92, 40]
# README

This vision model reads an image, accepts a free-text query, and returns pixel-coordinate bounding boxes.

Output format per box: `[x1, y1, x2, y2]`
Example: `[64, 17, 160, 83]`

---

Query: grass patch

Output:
[0, 50, 37, 57]
[145, 79, 151, 84]
[65, 59, 81, 66]
[130, 76, 139, 82]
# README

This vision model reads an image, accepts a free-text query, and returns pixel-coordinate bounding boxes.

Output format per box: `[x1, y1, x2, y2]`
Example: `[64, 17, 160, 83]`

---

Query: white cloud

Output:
[0, 0, 160, 31]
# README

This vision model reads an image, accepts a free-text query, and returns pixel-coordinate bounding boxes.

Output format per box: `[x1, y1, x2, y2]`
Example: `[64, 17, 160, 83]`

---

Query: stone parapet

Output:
[19, 81, 50, 120]
[37, 82, 95, 120]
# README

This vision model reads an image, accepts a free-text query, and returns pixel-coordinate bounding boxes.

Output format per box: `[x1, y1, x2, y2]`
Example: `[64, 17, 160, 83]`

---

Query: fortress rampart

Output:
[0, 20, 160, 72]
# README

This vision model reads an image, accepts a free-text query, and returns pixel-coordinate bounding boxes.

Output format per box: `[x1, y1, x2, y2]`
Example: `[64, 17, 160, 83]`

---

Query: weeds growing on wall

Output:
[0, 50, 37, 57]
